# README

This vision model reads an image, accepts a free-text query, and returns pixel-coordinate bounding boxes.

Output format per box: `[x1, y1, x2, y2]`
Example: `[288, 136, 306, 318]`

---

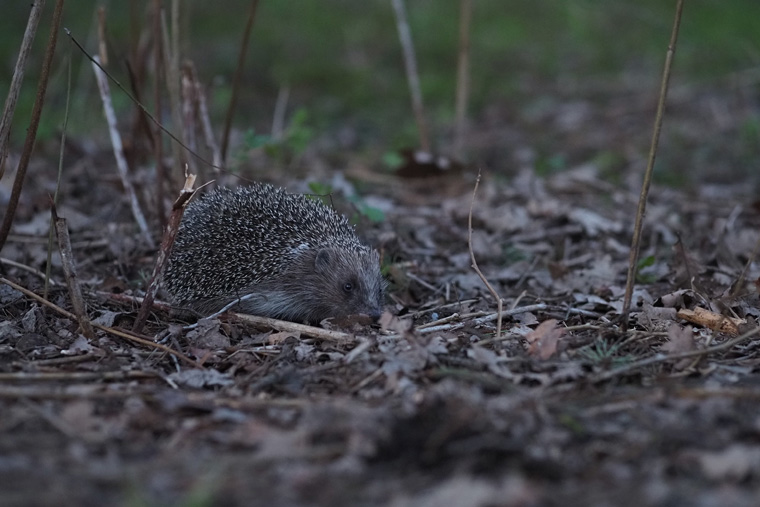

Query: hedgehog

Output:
[163, 183, 386, 324]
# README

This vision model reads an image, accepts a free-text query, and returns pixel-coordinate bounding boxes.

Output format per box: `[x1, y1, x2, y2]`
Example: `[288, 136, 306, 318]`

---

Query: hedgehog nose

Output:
[368, 308, 382, 322]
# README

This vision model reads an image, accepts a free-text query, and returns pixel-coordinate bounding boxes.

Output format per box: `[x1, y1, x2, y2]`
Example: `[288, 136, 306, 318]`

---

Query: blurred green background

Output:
[2, 0, 759, 180]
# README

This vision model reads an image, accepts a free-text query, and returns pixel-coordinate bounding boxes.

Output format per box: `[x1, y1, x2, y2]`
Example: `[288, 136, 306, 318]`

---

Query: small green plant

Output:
[534, 153, 567, 177]
[578, 338, 633, 368]
[240, 107, 314, 164]
[502, 245, 528, 265]
[306, 182, 385, 225]
[381, 150, 405, 171]
[636, 255, 657, 284]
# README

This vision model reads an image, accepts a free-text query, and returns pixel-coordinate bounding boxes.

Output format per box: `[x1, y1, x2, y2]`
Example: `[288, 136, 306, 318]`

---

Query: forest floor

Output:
[1, 77, 760, 507]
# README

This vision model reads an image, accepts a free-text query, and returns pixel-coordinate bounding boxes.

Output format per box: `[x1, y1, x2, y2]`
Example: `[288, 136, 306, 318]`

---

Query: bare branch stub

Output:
[467, 170, 503, 340]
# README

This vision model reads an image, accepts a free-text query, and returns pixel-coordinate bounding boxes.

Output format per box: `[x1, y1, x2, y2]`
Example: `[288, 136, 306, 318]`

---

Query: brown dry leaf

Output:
[661, 324, 698, 371]
[661, 324, 696, 355]
[267, 330, 301, 344]
[186, 318, 230, 348]
[526, 319, 566, 360]
[60, 399, 121, 443]
[468, 345, 514, 380]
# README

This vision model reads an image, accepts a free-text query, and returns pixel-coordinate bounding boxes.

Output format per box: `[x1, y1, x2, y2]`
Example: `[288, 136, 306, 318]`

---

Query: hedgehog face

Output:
[311, 247, 386, 321]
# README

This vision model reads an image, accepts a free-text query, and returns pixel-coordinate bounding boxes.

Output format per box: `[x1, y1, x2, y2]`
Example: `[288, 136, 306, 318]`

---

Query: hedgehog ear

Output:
[315, 249, 332, 273]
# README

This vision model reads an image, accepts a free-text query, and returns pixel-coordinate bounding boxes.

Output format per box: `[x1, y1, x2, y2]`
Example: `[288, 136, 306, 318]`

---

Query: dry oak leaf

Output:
[661, 324, 696, 355]
[526, 319, 566, 360]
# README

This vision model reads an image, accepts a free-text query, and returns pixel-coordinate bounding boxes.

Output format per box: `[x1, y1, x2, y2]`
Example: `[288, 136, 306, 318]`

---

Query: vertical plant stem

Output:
[161, 8, 186, 175]
[0, 0, 46, 179]
[180, 63, 198, 174]
[221, 0, 260, 163]
[271, 85, 290, 141]
[391, 0, 431, 153]
[132, 176, 196, 334]
[453, 0, 472, 159]
[153, 0, 166, 226]
[54, 207, 95, 340]
[0, 0, 64, 253]
[45, 45, 72, 300]
[468, 170, 503, 339]
[92, 55, 155, 247]
[621, 0, 685, 330]
[97, 6, 108, 64]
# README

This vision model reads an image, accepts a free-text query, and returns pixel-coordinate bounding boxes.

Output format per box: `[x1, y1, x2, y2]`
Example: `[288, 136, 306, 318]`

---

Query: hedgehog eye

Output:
[343, 282, 354, 293]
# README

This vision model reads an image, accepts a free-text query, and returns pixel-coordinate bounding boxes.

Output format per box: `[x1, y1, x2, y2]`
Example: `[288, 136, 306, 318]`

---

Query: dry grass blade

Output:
[621, 0, 685, 330]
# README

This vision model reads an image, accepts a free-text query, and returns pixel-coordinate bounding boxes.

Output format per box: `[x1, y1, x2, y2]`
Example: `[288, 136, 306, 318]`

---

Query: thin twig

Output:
[0, 257, 59, 285]
[390, 0, 431, 152]
[0, 0, 45, 179]
[193, 68, 223, 170]
[730, 232, 760, 299]
[91, 55, 155, 247]
[63, 29, 222, 172]
[161, 6, 187, 176]
[52, 206, 95, 339]
[180, 63, 198, 174]
[271, 84, 290, 141]
[453, 0, 472, 159]
[0, 276, 199, 367]
[592, 324, 760, 383]
[45, 40, 72, 299]
[231, 313, 356, 343]
[467, 170, 503, 339]
[97, 6, 108, 64]
[153, 0, 166, 227]
[132, 174, 197, 333]
[621, 0, 684, 330]
[221, 0, 260, 162]
[0, 0, 64, 253]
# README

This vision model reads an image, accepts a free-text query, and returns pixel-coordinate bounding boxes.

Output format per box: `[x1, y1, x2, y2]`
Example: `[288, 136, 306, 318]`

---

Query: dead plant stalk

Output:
[0, 0, 64, 253]
[91, 54, 154, 247]
[453, 0, 472, 158]
[0, 0, 45, 179]
[65, 30, 220, 171]
[621, 0, 684, 329]
[221, 0, 260, 162]
[391, 0, 431, 152]
[132, 175, 197, 334]
[468, 171, 503, 339]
